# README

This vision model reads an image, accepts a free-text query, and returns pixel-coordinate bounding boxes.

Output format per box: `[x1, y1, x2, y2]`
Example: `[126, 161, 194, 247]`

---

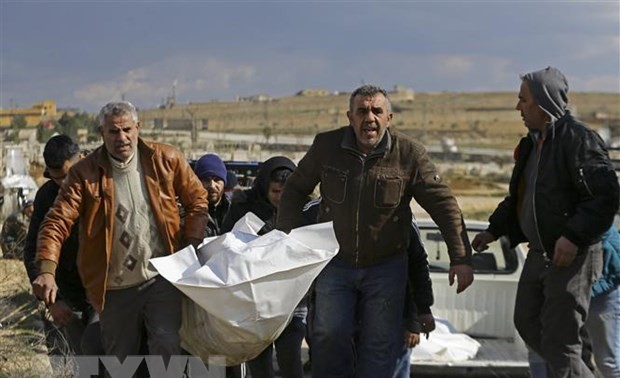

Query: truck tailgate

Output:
[411, 338, 529, 376]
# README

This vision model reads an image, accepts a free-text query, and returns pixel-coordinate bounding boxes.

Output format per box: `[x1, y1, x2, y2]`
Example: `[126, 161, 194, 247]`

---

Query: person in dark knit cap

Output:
[194, 153, 231, 237]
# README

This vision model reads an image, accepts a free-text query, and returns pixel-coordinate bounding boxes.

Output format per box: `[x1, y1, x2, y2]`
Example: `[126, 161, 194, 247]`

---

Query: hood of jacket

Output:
[522, 66, 569, 123]
[254, 156, 297, 199]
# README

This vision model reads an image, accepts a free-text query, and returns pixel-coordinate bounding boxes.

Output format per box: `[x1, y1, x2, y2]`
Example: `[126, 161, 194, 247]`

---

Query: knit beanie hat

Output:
[194, 154, 227, 184]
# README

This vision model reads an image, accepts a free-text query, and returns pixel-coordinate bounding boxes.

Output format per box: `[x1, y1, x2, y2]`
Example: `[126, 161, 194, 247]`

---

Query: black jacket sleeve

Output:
[562, 128, 619, 246]
[404, 222, 434, 332]
[220, 191, 252, 233]
[487, 138, 528, 242]
[23, 182, 57, 283]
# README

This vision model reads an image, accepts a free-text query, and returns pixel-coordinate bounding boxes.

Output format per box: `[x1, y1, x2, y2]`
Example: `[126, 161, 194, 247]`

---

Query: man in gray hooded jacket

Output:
[472, 67, 619, 378]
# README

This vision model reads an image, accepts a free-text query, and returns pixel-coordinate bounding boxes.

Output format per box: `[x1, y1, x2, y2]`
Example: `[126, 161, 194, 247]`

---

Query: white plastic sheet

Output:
[150, 213, 339, 365]
[410, 318, 481, 362]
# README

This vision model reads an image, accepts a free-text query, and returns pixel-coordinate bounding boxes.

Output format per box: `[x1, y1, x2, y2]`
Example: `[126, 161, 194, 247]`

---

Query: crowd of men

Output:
[7, 67, 618, 378]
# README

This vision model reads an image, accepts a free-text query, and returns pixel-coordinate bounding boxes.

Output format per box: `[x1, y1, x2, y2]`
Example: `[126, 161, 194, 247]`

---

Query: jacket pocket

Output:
[374, 175, 403, 208]
[321, 166, 348, 204]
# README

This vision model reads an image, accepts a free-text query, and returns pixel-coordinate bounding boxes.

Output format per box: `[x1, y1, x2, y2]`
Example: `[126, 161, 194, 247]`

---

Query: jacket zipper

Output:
[354, 156, 366, 266]
[532, 145, 548, 257]
[579, 168, 594, 197]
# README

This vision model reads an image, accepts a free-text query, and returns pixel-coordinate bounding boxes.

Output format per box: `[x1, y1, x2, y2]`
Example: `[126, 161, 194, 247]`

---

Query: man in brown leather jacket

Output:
[276, 85, 473, 378]
[33, 101, 208, 371]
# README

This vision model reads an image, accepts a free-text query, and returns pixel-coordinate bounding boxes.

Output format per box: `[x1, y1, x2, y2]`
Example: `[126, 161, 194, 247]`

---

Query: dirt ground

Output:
[0, 259, 51, 377]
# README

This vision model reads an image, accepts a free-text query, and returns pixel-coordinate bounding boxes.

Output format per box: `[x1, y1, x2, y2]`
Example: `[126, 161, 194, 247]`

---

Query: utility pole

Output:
[185, 109, 197, 148]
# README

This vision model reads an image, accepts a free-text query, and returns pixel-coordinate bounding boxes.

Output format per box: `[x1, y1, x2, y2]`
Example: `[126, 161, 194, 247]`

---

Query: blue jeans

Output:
[311, 254, 407, 378]
[586, 284, 620, 378]
[247, 311, 307, 378]
[392, 347, 411, 378]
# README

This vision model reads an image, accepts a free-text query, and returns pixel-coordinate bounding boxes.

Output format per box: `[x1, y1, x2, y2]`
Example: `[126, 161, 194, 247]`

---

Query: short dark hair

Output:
[270, 168, 292, 184]
[349, 84, 391, 112]
[43, 134, 80, 169]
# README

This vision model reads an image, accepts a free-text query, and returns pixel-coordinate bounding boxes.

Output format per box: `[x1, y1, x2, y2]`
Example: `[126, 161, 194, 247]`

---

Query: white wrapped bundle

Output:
[151, 213, 338, 365]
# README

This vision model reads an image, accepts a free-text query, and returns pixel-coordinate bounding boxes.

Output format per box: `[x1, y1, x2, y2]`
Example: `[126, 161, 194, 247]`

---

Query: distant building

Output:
[236, 95, 274, 103]
[152, 117, 208, 131]
[296, 89, 330, 97]
[390, 85, 415, 101]
[0, 100, 58, 128]
[331, 85, 415, 101]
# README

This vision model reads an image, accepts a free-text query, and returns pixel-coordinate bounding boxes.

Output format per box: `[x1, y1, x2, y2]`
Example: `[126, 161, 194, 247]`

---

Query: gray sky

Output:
[1, 1, 618, 112]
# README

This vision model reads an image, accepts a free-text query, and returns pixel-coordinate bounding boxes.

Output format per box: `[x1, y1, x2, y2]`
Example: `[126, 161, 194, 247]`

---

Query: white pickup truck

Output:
[411, 219, 529, 377]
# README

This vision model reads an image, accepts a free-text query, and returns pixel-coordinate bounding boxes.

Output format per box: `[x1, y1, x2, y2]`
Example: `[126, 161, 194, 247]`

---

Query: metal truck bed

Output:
[411, 219, 530, 377]
[412, 338, 529, 376]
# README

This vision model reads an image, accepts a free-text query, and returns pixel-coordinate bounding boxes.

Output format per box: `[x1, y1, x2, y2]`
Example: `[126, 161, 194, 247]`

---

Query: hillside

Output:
[138, 91, 620, 150]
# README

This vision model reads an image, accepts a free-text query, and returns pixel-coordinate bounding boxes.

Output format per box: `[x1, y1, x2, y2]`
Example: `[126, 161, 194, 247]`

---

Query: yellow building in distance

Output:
[0, 100, 57, 128]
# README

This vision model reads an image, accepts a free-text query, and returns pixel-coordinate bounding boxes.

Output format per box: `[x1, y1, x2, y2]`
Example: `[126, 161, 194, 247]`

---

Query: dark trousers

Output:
[79, 311, 105, 356]
[247, 314, 306, 378]
[514, 246, 602, 378]
[226, 364, 245, 378]
[44, 306, 103, 376]
[99, 275, 182, 375]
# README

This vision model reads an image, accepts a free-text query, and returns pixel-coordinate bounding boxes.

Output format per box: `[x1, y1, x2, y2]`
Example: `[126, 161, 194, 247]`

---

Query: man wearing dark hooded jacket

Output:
[221, 156, 307, 378]
[472, 67, 619, 378]
[221, 156, 297, 234]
